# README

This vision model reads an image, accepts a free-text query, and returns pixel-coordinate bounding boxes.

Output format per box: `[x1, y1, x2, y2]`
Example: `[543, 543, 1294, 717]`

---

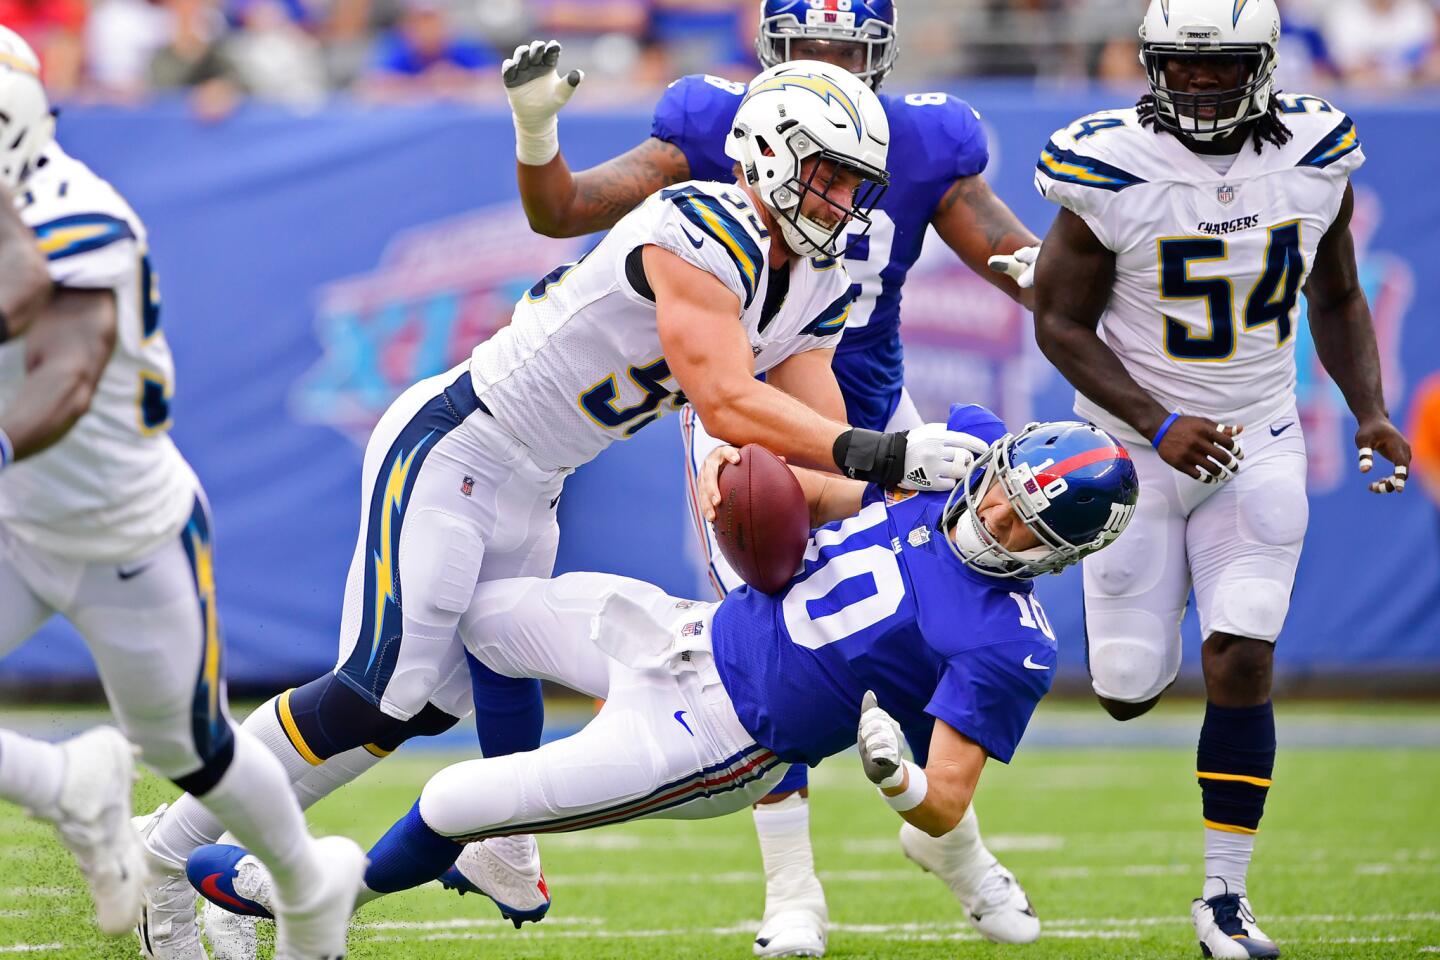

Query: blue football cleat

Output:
[185, 843, 275, 920]
[439, 836, 550, 928]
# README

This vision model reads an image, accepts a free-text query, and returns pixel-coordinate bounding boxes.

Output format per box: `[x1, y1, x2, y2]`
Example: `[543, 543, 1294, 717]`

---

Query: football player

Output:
[1031, 2, 1412, 957]
[138, 60, 987, 958]
[0, 27, 365, 960]
[483, 3, 1045, 952]
[0, 145, 147, 942]
[184, 406, 1141, 942]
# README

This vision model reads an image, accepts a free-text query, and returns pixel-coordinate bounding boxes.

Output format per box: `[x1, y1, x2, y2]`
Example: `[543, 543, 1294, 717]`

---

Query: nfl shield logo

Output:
[460, 475, 474, 496]
[1216, 183, 1236, 205]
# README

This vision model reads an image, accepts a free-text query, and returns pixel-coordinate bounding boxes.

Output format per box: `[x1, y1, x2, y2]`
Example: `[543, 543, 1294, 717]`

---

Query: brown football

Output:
[714, 444, 810, 594]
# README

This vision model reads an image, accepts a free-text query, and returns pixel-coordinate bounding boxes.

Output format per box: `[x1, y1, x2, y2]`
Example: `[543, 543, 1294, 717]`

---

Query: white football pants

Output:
[0, 496, 230, 780]
[1083, 406, 1309, 704]
[417, 572, 788, 841]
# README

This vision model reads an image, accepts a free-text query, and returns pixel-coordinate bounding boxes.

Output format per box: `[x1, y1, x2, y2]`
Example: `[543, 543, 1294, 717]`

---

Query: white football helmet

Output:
[0, 26, 53, 190]
[724, 60, 889, 258]
[1139, 0, 1280, 141]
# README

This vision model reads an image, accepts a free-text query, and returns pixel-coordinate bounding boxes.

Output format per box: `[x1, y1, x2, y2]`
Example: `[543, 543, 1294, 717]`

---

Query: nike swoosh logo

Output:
[200, 873, 264, 916]
[1022, 655, 1050, 671]
[674, 710, 693, 735]
[677, 225, 705, 249]
[117, 564, 151, 581]
[1269, 421, 1294, 437]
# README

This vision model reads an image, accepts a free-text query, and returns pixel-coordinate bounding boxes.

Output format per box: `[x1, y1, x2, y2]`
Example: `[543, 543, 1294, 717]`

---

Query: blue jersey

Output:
[652, 75, 989, 431]
[711, 405, 1055, 768]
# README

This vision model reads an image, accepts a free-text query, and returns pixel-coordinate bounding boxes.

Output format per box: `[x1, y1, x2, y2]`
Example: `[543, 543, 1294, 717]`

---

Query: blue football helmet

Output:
[756, 0, 898, 89]
[943, 421, 1140, 579]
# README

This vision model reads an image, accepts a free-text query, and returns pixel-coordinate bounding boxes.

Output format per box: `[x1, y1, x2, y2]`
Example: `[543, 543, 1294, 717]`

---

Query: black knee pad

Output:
[288, 674, 462, 759]
[369, 703, 462, 753]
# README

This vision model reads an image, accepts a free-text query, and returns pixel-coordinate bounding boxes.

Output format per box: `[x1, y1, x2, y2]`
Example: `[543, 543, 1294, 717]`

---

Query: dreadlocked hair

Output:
[1136, 91, 1293, 154]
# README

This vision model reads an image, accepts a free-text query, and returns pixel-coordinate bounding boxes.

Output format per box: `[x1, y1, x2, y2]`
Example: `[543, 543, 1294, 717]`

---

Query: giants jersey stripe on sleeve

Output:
[33, 212, 135, 260]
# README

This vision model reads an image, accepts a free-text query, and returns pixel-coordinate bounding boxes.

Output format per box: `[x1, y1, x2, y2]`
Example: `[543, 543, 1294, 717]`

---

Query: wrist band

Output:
[833, 428, 908, 486]
[1151, 412, 1180, 450]
[512, 114, 560, 167]
[0, 426, 14, 470]
[879, 760, 927, 813]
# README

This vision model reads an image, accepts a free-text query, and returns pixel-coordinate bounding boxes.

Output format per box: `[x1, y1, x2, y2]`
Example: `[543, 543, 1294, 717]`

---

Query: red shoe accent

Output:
[201, 873, 264, 916]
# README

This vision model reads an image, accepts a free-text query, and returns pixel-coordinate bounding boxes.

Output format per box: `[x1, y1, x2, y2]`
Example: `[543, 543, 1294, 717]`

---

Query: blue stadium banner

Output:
[3, 87, 1436, 688]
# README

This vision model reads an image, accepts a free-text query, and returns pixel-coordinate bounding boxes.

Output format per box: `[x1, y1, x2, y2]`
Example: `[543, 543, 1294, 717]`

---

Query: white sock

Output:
[148, 694, 326, 866]
[191, 728, 323, 909]
[293, 746, 385, 810]
[753, 795, 826, 920]
[205, 746, 385, 854]
[1203, 828, 1254, 900]
[926, 804, 997, 902]
[0, 729, 64, 814]
[242, 694, 322, 784]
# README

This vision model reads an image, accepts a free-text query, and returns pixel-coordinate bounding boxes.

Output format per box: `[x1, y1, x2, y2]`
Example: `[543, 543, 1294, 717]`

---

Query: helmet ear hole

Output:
[753, 134, 775, 158]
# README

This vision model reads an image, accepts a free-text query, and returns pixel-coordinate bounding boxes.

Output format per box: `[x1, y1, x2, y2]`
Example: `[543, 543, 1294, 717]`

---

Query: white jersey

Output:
[1035, 95, 1364, 444]
[470, 180, 854, 470]
[0, 144, 197, 562]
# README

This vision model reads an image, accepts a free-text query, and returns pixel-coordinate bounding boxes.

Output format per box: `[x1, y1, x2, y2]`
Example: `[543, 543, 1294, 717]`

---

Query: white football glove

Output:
[503, 40, 585, 166]
[857, 690, 904, 786]
[987, 244, 1040, 289]
[899, 423, 989, 492]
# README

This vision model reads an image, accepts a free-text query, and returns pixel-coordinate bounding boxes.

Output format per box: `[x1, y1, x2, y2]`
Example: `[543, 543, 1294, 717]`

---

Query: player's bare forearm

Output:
[518, 138, 689, 238]
[765, 349, 846, 422]
[650, 246, 850, 471]
[0, 289, 117, 459]
[696, 377, 850, 472]
[1305, 185, 1388, 423]
[791, 466, 866, 526]
[885, 719, 985, 837]
[1034, 208, 1169, 440]
[932, 174, 1040, 310]
[0, 188, 53, 340]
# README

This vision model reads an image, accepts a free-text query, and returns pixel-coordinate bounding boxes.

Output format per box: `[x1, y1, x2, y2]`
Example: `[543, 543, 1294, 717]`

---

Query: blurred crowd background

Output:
[5, 0, 1438, 117]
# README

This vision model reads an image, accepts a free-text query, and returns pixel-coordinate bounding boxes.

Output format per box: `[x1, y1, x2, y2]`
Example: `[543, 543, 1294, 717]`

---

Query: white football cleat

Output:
[899, 822, 1039, 944]
[753, 908, 827, 958]
[41, 727, 147, 936]
[202, 897, 259, 960]
[134, 805, 208, 960]
[1192, 893, 1281, 959]
[272, 836, 366, 960]
[439, 835, 551, 927]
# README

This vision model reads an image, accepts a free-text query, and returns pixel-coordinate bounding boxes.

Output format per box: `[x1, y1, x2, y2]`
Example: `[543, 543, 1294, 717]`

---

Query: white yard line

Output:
[362, 926, 1140, 944]
[0, 946, 62, 954]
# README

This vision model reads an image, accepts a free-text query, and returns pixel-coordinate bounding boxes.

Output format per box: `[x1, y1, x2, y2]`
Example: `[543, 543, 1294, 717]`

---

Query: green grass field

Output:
[1, 700, 1437, 959]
